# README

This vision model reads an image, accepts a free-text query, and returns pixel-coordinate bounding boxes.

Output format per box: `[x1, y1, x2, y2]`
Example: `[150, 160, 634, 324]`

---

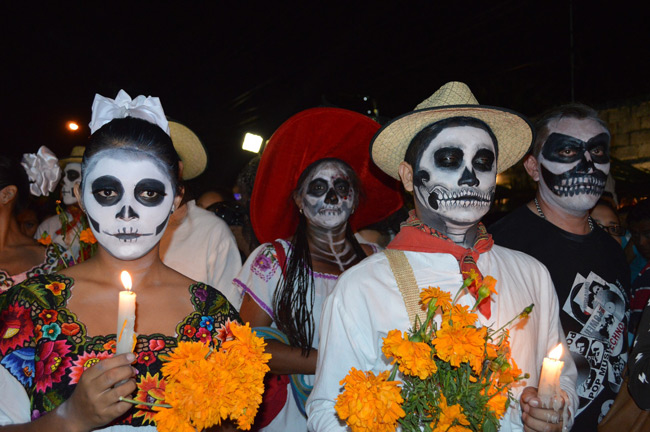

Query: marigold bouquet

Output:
[335, 271, 533, 432]
[122, 321, 271, 431]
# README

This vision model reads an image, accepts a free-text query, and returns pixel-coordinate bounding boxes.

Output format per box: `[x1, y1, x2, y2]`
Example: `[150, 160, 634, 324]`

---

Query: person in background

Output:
[235, 108, 403, 431]
[627, 199, 650, 337]
[159, 120, 243, 308]
[308, 82, 577, 431]
[35, 146, 89, 260]
[590, 199, 625, 245]
[0, 90, 239, 431]
[196, 186, 234, 209]
[489, 103, 630, 428]
[0, 153, 67, 292]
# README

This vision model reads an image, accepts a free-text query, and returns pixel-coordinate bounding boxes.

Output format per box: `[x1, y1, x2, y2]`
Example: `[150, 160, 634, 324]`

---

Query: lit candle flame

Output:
[549, 344, 563, 360]
[120, 271, 132, 291]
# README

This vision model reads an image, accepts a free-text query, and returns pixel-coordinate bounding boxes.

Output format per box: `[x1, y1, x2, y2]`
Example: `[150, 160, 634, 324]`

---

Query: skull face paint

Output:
[413, 126, 496, 228]
[81, 152, 175, 260]
[298, 161, 356, 230]
[61, 163, 81, 206]
[538, 118, 610, 214]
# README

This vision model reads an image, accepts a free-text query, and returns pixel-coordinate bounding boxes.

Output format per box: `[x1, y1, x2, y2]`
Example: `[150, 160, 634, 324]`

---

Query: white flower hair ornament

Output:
[88, 89, 169, 135]
[21, 146, 62, 196]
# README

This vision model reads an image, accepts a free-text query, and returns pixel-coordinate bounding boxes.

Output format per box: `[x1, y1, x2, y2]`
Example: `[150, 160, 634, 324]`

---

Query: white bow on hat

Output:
[88, 89, 170, 135]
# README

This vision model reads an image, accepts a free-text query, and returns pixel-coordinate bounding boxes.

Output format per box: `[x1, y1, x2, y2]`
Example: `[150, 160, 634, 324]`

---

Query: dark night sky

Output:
[2, 1, 649, 193]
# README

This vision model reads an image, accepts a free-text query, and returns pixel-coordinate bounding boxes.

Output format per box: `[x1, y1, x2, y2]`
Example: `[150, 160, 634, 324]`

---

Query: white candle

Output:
[538, 343, 564, 409]
[116, 271, 136, 355]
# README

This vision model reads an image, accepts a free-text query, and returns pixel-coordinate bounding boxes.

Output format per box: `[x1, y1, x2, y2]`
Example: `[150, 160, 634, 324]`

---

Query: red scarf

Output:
[387, 210, 494, 318]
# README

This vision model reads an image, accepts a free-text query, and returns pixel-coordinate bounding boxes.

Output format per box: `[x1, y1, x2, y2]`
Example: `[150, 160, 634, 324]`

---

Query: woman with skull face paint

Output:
[35, 147, 90, 261]
[0, 91, 239, 431]
[0, 155, 69, 292]
[233, 108, 403, 431]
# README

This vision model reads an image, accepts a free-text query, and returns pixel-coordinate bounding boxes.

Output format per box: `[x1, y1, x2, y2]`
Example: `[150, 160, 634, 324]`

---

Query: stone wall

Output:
[600, 102, 650, 172]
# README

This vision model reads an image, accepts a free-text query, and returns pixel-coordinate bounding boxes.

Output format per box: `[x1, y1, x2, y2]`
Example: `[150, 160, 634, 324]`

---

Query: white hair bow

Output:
[21, 146, 62, 197]
[88, 89, 170, 135]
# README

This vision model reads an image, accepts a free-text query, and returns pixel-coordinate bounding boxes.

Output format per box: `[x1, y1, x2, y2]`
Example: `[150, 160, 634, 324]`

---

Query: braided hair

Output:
[272, 159, 367, 355]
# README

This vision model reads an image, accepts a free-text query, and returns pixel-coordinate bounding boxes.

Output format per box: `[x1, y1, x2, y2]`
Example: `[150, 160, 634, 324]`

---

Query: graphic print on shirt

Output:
[562, 271, 628, 417]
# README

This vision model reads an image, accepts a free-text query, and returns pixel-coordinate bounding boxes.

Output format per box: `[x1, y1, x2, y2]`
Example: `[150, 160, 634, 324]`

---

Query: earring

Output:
[299, 208, 303, 215]
[171, 204, 176, 214]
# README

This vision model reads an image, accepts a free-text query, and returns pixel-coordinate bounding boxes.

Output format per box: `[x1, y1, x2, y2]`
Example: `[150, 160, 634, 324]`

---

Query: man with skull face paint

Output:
[35, 146, 90, 261]
[490, 104, 631, 430]
[0, 91, 239, 431]
[308, 82, 578, 432]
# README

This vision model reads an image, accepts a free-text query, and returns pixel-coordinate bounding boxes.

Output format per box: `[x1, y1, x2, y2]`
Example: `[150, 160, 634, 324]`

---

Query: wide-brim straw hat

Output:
[59, 146, 85, 168]
[251, 107, 404, 244]
[371, 81, 534, 179]
[169, 120, 207, 180]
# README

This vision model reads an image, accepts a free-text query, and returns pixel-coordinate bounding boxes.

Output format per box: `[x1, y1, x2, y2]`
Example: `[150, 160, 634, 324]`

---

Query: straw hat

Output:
[59, 146, 85, 168]
[169, 120, 208, 180]
[370, 81, 534, 179]
[251, 107, 403, 244]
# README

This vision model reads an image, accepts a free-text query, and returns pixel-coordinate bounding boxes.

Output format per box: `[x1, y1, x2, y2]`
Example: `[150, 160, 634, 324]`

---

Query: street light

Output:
[67, 121, 80, 131]
[242, 132, 263, 153]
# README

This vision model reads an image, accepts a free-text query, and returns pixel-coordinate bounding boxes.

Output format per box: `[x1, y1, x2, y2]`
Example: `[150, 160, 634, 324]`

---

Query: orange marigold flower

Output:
[420, 286, 452, 312]
[486, 391, 509, 419]
[432, 322, 485, 374]
[495, 357, 522, 385]
[38, 233, 52, 246]
[79, 228, 97, 244]
[447, 304, 478, 328]
[45, 281, 66, 295]
[382, 330, 437, 379]
[154, 404, 194, 432]
[431, 393, 470, 432]
[336, 368, 405, 432]
[160, 341, 210, 380]
[477, 275, 498, 301]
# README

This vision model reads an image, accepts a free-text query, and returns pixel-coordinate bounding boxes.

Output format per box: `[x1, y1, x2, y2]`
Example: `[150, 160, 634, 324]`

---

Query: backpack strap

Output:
[384, 249, 425, 325]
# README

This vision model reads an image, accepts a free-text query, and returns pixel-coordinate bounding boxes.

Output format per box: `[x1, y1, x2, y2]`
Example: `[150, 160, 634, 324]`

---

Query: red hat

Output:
[251, 108, 403, 244]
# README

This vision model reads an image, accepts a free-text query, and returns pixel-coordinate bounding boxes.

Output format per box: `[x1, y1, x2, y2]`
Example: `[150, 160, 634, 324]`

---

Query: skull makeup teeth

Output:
[299, 161, 355, 230]
[82, 152, 175, 260]
[413, 125, 497, 227]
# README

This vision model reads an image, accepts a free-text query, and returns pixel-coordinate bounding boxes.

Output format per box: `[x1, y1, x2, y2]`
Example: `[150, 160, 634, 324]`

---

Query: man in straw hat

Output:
[307, 82, 578, 431]
[489, 104, 630, 430]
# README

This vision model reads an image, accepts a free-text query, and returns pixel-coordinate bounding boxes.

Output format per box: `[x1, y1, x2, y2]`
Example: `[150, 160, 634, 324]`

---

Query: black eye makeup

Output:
[472, 149, 495, 172]
[307, 179, 329, 197]
[542, 133, 610, 164]
[91, 175, 124, 206]
[65, 169, 80, 181]
[134, 178, 167, 206]
[434, 147, 464, 169]
[333, 178, 351, 197]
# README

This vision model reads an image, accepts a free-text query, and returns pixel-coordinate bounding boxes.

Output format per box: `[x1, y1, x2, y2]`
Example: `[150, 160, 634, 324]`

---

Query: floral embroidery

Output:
[35, 340, 72, 393]
[183, 325, 197, 338]
[41, 323, 61, 341]
[133, 372, 166, 424]
[137, 351, 156, 367]
[215, 318, 236, 344]
[0, 347, 36, 386]
[251, 245, 279, 282]
[69, 351, 111, 384]
[39, 310, 58, 325]
[0, 274, 239, 427]
[0, 303, 35, 355]
[45, 282, 65, 296]
[200, 316, 214, 331]
[149, 339, 165, 351]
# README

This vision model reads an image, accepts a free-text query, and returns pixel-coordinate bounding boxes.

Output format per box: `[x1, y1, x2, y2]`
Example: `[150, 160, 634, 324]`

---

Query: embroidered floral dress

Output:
[0, 245, 70, 293]
[0, 274, 239, 429]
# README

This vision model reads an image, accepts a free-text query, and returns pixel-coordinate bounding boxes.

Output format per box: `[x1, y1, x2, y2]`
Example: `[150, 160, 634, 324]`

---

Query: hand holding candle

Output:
[116, 271, 136, 355]
[538, 343, 564, 410]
